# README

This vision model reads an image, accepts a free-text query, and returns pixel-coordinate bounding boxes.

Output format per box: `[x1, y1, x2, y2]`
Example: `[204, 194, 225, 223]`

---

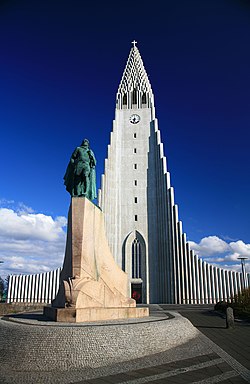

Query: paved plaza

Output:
[0, 305, 249, 383]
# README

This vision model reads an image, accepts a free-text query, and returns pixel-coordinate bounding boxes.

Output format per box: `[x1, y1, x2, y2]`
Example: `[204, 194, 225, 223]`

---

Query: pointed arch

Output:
[122, 231, 146, 272]
[122, 230, 148, 303]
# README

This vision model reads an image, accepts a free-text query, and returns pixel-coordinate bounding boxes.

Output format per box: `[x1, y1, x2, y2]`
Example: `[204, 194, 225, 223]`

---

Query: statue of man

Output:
[63, 139, 97, 200]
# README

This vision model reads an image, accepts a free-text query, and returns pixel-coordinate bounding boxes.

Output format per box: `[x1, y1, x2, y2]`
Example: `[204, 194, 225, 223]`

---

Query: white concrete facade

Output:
[98, 44, 249, 304]
[7, 268, 61, 303]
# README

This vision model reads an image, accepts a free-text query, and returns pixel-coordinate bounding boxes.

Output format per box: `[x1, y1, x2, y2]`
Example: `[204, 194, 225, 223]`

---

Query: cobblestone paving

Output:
[0, 305, 249, 383]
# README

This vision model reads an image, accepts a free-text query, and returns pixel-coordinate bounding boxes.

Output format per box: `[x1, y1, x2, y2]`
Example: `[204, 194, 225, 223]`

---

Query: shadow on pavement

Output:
[3, 311, 50, 322]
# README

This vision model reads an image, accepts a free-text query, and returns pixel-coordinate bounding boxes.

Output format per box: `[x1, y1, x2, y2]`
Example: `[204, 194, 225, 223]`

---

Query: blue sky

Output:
[0, 0, 250, 278]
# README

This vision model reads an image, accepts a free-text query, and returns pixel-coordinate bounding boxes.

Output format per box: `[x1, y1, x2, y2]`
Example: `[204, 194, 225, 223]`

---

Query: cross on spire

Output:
[131, 40, 137, 48]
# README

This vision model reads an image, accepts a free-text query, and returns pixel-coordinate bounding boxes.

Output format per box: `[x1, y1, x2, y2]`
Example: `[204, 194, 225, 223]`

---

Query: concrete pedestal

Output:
[44, 198, 148, 322]
[44, 306, 148, 322]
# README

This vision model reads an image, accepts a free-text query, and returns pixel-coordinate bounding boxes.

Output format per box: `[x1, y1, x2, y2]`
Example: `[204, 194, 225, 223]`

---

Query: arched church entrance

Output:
[122, 231, 147, 303]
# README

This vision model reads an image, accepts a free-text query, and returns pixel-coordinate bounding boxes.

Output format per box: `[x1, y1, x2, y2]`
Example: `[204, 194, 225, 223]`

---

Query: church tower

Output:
[98, 42, 249, 304]
[98, 41, 173, 303]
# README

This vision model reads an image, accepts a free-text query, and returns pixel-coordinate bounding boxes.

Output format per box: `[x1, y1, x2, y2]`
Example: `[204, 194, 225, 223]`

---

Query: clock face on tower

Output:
[130, 114, 140, 124]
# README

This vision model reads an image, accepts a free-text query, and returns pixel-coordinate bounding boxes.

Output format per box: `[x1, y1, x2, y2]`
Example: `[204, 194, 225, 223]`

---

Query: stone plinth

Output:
[44, 197, 148, 322]
[44, 306, 149, 323]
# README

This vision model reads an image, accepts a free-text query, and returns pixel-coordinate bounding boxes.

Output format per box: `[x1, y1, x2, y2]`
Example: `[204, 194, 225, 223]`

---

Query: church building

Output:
[7, 43, 249, 305]
[98, 42, 249, 304]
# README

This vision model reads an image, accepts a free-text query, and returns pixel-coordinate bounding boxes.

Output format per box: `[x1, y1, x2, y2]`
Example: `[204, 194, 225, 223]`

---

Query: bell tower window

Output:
[122, 94, 127, 105]
[132, 89, 137, 104]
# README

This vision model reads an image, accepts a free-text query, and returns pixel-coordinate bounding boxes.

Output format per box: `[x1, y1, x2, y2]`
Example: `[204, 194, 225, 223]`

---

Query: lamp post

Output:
[237, 256, 248, 290]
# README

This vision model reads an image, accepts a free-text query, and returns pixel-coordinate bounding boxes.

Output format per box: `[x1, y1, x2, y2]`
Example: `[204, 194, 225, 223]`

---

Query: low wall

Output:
[0, 303, 46, 315]
[0, 312, 199, 372]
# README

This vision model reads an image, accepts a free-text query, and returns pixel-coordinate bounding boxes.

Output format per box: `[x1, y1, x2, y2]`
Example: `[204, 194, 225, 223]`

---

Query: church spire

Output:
[116, 42, 154, 109]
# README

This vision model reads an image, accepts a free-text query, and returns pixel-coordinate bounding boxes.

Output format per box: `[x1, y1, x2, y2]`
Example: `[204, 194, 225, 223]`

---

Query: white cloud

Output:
[189, 236, 229, 256]
[0, 198, 15, 206]
[203, 256, 225, 263]
[229, 240, 250, 257]
[220, 264, 243, 273]
[0, 205, 67, 277]
[16, 202, 35, 214]
[0, 199, 33, 214]
[0, 208, 67, 241]
[189, 236, 250, 272]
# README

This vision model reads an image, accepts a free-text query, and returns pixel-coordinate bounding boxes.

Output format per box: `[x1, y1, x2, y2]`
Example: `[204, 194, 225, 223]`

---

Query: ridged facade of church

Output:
[98, 44, 249, 304]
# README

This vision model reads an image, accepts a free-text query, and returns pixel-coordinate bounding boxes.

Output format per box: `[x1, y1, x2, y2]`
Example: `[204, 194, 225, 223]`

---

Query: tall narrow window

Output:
[135, 215, 138, 221]
[132, 238, 142, 278]
[142, 92, 147, 104]
[135, 197, 137, 203]
[134, 148, 137, 153]
[134, 133, 137, 138]
[132, 89, 137, 104]
[134, 164, 137, 169]
[122, 94, 127, 105]
[134, 180, 137, 186]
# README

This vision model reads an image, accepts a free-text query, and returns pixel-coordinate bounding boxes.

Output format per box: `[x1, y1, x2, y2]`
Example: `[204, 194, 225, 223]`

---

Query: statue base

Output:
[44, 197, 149, 322]
[44, 306, 148, 323]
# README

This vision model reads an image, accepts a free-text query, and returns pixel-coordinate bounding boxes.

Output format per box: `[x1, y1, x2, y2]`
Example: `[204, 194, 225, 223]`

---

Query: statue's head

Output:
[81, 139, 89, 148]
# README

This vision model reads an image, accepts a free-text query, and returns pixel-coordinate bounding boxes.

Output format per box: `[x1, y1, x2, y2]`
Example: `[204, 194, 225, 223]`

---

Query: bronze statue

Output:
[64, 139, 97, 200]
